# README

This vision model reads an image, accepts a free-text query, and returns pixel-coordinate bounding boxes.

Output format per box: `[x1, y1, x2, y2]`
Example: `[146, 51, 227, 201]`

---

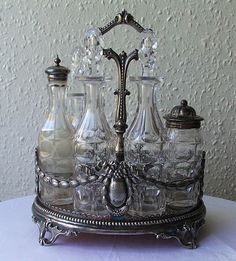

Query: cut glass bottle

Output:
[163, 100, 204, 209]
[38, 57, 74, 205]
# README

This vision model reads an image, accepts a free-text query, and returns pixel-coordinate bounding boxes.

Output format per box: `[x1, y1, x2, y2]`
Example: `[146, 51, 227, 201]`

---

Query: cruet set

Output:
[32, 11, 206, 248]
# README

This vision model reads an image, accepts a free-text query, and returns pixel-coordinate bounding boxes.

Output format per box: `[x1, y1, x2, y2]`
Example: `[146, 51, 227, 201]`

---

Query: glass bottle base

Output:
[166, 182, 200, 209]
[40, 181, 73, 206]
[74, 183, 107, 215]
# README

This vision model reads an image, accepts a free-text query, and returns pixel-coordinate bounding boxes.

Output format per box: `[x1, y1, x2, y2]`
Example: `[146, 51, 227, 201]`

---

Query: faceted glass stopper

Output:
[138, 29, 158, 77]
[84, 28, 104, 49]
[71, 28, 105, 78]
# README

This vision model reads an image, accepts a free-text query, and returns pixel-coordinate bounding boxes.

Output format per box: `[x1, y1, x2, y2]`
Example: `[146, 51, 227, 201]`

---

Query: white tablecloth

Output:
[0, 195, 235, 261]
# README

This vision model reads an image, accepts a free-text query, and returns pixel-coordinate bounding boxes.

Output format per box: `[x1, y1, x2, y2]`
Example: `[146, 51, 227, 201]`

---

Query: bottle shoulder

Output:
[126, 110, 163, 143]
[75, 110, 113, 143]
[40, 112, 74, 132]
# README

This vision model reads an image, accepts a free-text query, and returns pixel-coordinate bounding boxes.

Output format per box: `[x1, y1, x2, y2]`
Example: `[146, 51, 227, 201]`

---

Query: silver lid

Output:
[45, 56, 70, 81]
[164, 100, 204, 129]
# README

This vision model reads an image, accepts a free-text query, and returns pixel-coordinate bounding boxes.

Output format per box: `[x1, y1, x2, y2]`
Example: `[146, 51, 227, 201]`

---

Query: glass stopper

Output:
[75, 28, 105, 77]
[138, 29, 158, 77]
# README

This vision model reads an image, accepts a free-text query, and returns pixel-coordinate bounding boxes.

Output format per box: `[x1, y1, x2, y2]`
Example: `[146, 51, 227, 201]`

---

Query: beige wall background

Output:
[0, 0, 235, 201]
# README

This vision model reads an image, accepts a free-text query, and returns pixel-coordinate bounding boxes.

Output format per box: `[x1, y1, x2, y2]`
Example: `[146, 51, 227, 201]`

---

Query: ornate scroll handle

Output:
[99, 10, 145, 35]
[103, 48, 138, 162]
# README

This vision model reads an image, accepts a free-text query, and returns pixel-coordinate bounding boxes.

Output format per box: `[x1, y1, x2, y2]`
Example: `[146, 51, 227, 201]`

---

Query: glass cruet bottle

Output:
[126, 29, 165, 215]
[38, 56, 74, 206]
[126, 76, 164, 166]
[74, 77, 114, 214]
[73, 28, 114, 214]
[126, 76, 165, 215]
[126, 29, 165, 168]
[163, 99, 204, 209]
[74, 77, 113, 165]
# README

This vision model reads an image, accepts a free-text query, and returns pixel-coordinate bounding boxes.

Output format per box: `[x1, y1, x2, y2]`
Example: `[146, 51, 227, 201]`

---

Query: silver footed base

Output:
[32, 196, 205, 248]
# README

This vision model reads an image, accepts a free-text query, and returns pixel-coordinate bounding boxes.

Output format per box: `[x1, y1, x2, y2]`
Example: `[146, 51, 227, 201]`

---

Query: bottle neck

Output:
[67, 94, 85, 130]
[44, 81, 71, 131]
[84, 81, 102, 111]
[138, 82, 155, 110]
[76, 79, 112, 141]
[138, 80, 166, 137]
[48, 82, 67, 114]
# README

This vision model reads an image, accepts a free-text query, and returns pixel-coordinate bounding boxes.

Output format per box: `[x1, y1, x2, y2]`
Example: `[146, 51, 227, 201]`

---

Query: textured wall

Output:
[0, 0, 235, 201]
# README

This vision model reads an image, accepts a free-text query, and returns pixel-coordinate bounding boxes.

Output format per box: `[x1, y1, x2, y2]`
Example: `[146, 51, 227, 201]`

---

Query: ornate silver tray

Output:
[33, 196, 205, 248]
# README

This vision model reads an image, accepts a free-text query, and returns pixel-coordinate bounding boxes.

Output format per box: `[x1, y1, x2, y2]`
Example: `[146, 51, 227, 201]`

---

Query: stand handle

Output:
[103, 49, 138, 162]
[101, 11, 145, 162]
[99, 10, 145, 35]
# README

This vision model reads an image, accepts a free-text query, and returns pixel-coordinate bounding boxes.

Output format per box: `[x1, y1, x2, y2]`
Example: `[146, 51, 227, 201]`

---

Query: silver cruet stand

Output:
[32, 10, 206, 249]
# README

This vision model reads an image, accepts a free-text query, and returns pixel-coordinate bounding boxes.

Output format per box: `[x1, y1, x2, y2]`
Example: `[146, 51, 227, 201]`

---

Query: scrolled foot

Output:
[155, 219, 204, 249]
[175, 224, 198, 249]
[32, 216, 79, 246]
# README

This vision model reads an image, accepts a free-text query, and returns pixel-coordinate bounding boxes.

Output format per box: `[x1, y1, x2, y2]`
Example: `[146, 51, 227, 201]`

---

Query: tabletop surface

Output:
[0, 195, 235, 261]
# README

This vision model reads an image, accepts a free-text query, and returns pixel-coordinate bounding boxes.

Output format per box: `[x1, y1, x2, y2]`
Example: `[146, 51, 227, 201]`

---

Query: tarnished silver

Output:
[103, 49, 138, 162]
[35, 148, 205, 192]
[99, 10, 145, 35]
[45, 55, 70, 81]
[32, 196, 205, 248]
[32, 215, 79, 246]
[33, 148, 206, 247]
[35, 148, 205, 217]
[164, 99, 204, 129]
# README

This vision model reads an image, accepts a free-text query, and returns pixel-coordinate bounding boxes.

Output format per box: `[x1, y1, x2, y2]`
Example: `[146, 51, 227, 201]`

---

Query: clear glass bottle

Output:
[126, 77, 165, 215]
[38, 56, 74, 205]
[126, 77, 164, 166]
[73, 28, 114, 215]
[74, 77, 114, 214]
[126, 29, 165, 216]
[163, 99, 204, 209]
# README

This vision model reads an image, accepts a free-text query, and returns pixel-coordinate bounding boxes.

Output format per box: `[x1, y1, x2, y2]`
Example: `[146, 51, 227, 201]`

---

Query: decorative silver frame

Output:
[33, 148, 206, 248]
[33, 196, 205, 248]
[32, 10, 206, 248]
